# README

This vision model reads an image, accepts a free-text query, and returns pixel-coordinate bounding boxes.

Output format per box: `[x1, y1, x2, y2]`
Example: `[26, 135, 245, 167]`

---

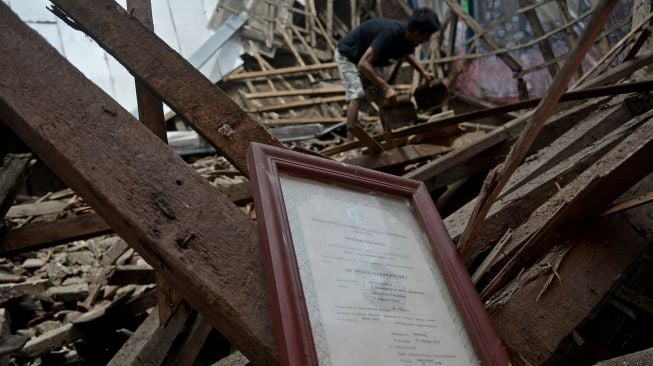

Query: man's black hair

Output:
[407, 7, 440, 34]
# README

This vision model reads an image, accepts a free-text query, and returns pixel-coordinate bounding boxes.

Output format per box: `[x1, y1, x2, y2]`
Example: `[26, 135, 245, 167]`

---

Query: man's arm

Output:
[358, 47, 397, 104]
[404, 53, 435, 84]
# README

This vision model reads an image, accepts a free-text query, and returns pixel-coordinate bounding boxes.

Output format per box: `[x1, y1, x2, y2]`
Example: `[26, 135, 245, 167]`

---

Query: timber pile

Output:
[0, 159, 250, 365]
[0, 0, 652, 365]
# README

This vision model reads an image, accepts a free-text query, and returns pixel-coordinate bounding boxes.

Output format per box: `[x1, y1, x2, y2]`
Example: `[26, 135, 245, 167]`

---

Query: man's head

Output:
[406, 7, 440, 44]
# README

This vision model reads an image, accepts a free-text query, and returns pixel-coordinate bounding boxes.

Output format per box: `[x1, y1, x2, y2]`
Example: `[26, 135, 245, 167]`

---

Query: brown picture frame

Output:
[247, 142, 509, 366]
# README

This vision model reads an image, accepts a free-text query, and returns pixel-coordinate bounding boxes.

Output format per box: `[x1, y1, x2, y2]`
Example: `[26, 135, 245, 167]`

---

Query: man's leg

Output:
[334, 49, 365, 141]
[346, 98, 361, 141]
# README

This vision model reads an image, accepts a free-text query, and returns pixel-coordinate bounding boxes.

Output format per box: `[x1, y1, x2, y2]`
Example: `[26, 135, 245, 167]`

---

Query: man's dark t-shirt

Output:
[338, 18, 417, 67]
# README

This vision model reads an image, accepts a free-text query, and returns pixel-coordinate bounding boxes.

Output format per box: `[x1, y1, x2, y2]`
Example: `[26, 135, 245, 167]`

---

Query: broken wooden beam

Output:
[404, 97, 609, 190]
[82, 237, 130, 309]
[441, 0, 529, 99]
[263, 117, 345, 126]
[49, 0, 283, 174]
[244, 86, 343, 99]
[343, 144, 451, 172]
[6, 200, 66, 218]
[19, 324, 85, 358]
[595, 346, 653, 366]
[0, 335, 27, 358]
[128, 0, 167, 143]
[164, 314, 214, 366]
[488, 212, 651, 364]
[348, 124, 384, 152]
[405, 78, 653, 137]
[445, 96, 641, 264]
[580, 49, 653, 89]
[246, 95, 346, 113]
[107, 304, 192, 366]
[127, 0, 183, 333]
[481, 109, 653, 299]
[500, 95, 648, 194]
[321, 79, 653, 157]
[458, 0, 620, 253]
[0, 6, 275, 364]
[108, 265, 156, 286]
[518, 0, 560, 78]
[224, 63, 336, 81]
[0, 213, 113, 256]
[245, 85, 411, 100]
[0, 181, 251, 257]
[214, 351, 250, 366]
[0, 153, 32, 219]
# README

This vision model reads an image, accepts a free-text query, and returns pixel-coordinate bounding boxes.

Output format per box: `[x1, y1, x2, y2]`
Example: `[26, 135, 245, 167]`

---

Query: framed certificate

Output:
[247, 143, 508, 366]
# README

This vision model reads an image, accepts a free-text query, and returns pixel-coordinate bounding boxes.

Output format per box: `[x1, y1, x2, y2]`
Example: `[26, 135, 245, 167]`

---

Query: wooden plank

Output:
[246, 85, 413, 99]
[0, 154, 31, 219]
[108, 265, 156, 285]
[572, 13, 653, 88]
[247, 95, 346, 113]
[50, 0, 283, 174]
[602, 191, 653, 216]
[556, 0, 583, 78]
[107, 304, 192, 366]
[501, 95, 639, 194]
[321, 79, 653, 157]
[440, 0, 529, 99]
[0, 6, 275, 365]
[245, 40, 289, 110]
[245, 86, 343, 99]
[276, 19, 315, 84]
[224, 62, 337, 81]
[326, 0, 333, 37]
[518, 0, 560, 78]
[263, 117, 345, 126]
[631, 0, 653, 79]
[447, 101, 644, 265]
[6, 200, 67, 218]
[623, 27, 652, 61]
[128, 0, 166, 142]
[82, 237, 130, 309]
[582, 49, 653, 88]
[164, 314, 214, 366]
[481, 111, 653, 300]
[436, 79, 653, 134]
[19, 324, 84, 358]
[457, 0, 620, 255]
[596, 347, 653, 366]
[156, 273, 184, 328]
[616, 286, 653, 315]
[0, 309, 10, 365]
[0, 180, 252, 256]
[447, 12, 458, 62]
[213, 351, 250, 366]
[0, 335, 27, 358]
[488, 213, 650, 365]
[403, 97, 609, 191]
[0, 213, 112, 256]
[127, 0, 182, 331]
[342, 144, 451, 171]
[348, 123, 384, 153]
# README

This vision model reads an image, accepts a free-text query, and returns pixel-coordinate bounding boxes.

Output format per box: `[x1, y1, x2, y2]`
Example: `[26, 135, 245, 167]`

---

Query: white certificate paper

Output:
[279, 174, 479, 366]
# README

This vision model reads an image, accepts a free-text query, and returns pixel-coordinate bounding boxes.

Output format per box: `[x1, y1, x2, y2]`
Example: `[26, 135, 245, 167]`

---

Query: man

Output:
[335, 7, 440, 138]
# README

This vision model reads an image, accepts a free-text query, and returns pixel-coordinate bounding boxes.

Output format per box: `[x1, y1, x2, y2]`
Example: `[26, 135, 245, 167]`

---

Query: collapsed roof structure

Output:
[0, 0, 652, 365]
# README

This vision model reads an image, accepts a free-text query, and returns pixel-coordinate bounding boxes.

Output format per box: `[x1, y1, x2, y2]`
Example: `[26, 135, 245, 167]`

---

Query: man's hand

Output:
[423, 71, 435, 85]
[383, 86, 398, 105]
